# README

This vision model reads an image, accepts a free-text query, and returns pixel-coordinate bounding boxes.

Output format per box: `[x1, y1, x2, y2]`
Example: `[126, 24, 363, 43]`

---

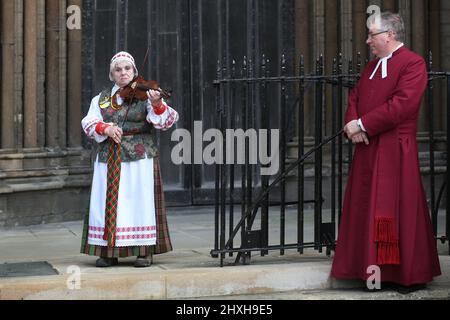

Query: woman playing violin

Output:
[81, 51, 178, 267]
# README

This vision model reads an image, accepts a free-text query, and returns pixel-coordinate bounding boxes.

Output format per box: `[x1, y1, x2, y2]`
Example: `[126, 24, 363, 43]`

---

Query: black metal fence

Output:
[210, 52, 450, 267]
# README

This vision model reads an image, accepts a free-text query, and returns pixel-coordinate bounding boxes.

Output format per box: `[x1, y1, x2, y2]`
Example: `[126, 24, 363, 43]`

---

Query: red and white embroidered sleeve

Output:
[81, 94, 109, 142]
[82, 118, 99, 137]
[152, 99, 168, 115]
[153, 106, 179, 131]
[95, 122, 111, 135]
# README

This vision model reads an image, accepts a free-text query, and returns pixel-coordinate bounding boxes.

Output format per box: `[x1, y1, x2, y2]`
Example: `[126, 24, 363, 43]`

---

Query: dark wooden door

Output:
[82, 0, 295, 206]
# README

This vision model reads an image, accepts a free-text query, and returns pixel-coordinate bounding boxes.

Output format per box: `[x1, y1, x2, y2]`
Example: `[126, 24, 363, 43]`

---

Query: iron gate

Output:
[210, 52, 450, 267]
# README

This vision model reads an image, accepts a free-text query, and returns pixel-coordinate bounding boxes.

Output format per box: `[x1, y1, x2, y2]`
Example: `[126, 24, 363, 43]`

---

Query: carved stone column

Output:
[1, 0, 16, 149]
[352, 0, 368, 63]
[0, 0, 91, 227]
[398, 0, 411, 47]
[67, 0, 82, 147]
[24, 0, 41, 148]
[324, 0, 339, 131]
[441, 0, 450, 133]
[340, 0, 353, 62]
[382, 0, 397, 11]
[429, 0, 442, 131]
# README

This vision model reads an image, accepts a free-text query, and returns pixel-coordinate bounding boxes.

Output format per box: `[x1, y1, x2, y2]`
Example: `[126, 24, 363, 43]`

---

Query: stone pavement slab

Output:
[0, 207, 449, 300]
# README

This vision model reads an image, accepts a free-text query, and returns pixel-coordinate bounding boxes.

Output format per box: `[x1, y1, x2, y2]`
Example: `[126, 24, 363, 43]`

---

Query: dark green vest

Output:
[96, 88, 158, 163]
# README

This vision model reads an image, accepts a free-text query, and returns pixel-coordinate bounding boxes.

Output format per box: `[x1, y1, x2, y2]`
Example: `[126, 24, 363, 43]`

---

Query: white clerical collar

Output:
[369, 43, 404, 80]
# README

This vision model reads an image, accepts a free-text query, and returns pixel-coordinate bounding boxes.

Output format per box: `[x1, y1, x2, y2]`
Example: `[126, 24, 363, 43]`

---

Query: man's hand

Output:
[344, 120, 362, 139]
[351, 132, 369, 145]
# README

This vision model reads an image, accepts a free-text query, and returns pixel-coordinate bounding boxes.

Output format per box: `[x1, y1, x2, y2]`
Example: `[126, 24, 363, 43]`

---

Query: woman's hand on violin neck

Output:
[105, 124, 123, 144]
[147, 89, 162, 106]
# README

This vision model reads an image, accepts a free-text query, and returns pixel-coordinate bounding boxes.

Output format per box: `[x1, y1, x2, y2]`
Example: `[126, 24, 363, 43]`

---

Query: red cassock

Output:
[331, 46, 441, 286]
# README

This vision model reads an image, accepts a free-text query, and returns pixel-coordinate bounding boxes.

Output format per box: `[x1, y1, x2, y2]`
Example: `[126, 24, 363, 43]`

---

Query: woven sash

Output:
[103, 138, 122, 247]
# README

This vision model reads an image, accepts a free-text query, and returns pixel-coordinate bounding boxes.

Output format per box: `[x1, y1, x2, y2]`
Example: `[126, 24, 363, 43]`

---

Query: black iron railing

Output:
[210, 52, 450, 267]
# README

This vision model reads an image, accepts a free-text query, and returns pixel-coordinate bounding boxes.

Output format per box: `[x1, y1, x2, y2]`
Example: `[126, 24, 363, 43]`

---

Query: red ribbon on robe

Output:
[373, 129, 401, 265]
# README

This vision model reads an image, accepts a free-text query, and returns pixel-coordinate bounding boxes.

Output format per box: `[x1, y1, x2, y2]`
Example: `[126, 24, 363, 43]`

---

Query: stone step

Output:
[0, 166, 92, 178]
[0, 166, 92, 194]
[0, 148, 92, 171]
[0, 252, 448, 300]
[0, 167, 92, 179]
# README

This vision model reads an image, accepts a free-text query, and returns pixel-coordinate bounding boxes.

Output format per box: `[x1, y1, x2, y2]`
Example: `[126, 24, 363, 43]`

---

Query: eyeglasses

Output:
[367, 30, 389, 39]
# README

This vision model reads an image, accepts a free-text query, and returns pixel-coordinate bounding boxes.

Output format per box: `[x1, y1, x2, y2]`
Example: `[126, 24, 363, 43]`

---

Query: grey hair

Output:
[369, 11, 405, 42]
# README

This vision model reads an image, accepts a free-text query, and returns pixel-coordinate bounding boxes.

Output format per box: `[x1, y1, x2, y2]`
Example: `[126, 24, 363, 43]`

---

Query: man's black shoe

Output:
[395, 283, 427, 294]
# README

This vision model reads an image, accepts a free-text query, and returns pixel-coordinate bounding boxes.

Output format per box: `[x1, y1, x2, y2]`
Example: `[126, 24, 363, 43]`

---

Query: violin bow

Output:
[140, 46, 150, 73]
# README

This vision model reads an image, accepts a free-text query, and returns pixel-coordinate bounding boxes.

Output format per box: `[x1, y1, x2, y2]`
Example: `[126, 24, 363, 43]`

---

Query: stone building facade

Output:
[0, 0, 449, 226]
[1, 0, 87, 226]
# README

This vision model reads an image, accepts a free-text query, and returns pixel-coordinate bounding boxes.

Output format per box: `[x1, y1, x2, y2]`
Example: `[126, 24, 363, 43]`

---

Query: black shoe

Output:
[395, 283, 427, 294]
[364, 287, 382, 292]
[364, 281, 401, 292]
[95, 257, 119, 268]
[134, 255, 153, 268]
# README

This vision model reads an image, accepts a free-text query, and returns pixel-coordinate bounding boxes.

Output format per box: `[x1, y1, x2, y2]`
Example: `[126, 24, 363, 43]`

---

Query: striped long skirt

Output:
[80, 156, 172, 258]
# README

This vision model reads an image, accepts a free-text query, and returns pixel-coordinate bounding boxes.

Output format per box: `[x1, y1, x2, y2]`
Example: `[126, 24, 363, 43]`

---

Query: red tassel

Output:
[374, 217, 397, 242]
[374, 216, 400, 265]
[377, 242, 400, 264]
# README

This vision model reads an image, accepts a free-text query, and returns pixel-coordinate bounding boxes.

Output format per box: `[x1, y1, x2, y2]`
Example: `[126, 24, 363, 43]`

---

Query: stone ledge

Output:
[0, 148, 92, 171]
[0, 261, 342, 300]
[0, 169, 92, 195]
[0, 148, 90, 159]
[0, 255, 448, 300]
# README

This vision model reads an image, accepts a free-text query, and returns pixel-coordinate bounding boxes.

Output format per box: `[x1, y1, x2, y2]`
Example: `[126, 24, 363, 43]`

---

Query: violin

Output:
[119, 75, 172, 102]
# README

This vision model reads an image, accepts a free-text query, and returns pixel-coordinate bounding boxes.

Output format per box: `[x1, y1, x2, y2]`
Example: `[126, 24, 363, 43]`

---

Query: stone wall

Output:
[441, 0, 450, 132]
[441, 1, 450, 71]
[0, 0, 88, 227]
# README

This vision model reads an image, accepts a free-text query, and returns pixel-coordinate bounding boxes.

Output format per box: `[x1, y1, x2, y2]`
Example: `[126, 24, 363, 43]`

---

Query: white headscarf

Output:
[109, 51, 138, 81]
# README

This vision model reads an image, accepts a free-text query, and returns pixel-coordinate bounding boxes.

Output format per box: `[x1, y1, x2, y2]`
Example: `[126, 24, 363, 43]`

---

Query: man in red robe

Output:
[330, 12, 441, 291]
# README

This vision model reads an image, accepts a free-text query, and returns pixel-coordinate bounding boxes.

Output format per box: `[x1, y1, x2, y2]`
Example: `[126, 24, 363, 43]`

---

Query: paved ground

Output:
[0, 206, 449, 300]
